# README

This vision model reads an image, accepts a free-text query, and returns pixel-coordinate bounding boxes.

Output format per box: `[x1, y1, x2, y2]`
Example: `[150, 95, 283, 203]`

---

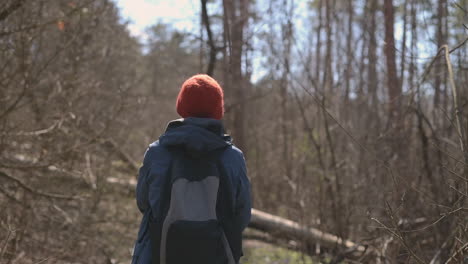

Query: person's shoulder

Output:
[148, 140, 160, 149]
[222, 144, 245, 163]
[228, 144, 244, 155]
[220, 145, 247, 180]
[144, 140, 170, 159]
[142, 140, 174, 169]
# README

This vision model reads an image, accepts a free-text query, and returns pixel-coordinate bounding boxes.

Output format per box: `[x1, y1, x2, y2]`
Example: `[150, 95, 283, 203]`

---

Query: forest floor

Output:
[242, 240, 316, 264]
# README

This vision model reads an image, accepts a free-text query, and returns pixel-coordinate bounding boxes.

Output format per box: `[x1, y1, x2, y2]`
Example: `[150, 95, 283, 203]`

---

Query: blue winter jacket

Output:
[132, 117, 251, 264]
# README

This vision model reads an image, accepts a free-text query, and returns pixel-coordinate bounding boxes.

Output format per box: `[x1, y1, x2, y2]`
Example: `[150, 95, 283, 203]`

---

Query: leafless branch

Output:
[0, 171, 80, 200]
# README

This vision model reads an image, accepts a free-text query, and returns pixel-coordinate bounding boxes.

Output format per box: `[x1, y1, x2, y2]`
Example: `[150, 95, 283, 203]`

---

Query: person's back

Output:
[132, 75, 251, 264]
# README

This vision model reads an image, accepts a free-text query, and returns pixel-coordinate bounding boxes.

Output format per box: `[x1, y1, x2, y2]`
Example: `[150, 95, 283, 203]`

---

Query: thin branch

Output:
[224, 90, 274, 113]
[371, 217, 426, 264]
[417, 37, 468, 93]
[0, 185, 26, 205]
[100, 139, 139, 173]
[442, 165, 468, 182]
[0, 0, 94, 37]
[0, 226, 14, 259]
[444, 241, 468, 264]
[0, 0, 25, 22]
[0, 171, 80, 200]
[430, 141, 467, 166]
[400, 207, 466, 233]
[453, 2, 467, 14]
[449, 185, 468, 198]
[0, 120, 60, 136]
[442, 44, 466, 154]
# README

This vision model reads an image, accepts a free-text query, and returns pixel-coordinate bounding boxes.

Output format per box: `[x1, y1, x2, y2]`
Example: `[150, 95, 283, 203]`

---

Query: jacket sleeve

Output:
[136, 147, 152, 213]
[235, 152, 251, 231]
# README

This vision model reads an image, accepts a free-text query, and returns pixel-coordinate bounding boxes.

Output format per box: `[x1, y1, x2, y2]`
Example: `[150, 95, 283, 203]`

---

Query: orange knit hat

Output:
[176, 74, 224, 120]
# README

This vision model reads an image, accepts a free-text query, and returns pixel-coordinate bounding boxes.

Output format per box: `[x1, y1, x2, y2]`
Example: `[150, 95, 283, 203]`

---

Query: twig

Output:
[34, 257, 52, 264]
[0, 0, 25, 22]
[429, 228, 458, 264]
[371, 217, 426, 264]
[442, 165, 468, 182]
[430, 141, 467, 166]
[449, 185, 468, 198]
[415, 37, 468, 99]
[100, 139, 138, 172]
[0, 227, 14, 259]
[453, 3, 467, 14]
[442, 44, 465, 154]
[444, 241, 468, 264]
[224, 90, 274, 113]
[0, 120, 60, 136]
[0, 185, 25, 206]
[400, 207, 466, 233]
[0, 171, 79, 200]
[0, 0, 95, 37]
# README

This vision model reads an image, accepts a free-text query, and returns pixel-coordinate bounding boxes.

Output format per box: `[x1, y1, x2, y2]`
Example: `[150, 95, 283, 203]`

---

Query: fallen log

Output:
[249, 209, 367, 257]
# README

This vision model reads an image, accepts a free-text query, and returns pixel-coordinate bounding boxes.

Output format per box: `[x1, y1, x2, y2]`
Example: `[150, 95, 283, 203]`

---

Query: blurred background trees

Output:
[0, 0, 467, 263]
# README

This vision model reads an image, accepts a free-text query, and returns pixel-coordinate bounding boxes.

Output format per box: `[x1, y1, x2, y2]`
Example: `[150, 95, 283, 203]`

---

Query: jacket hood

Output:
[159, 117, 232, 155]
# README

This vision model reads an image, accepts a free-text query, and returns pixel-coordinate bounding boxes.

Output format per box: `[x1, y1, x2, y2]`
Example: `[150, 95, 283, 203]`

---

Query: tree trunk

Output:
[434, 0, 447, 111]
[368, 0, 378, 110]
[383, 0, 401, 123]
[223, 0, 248, 153]
[280, 0, 293, 193]
[200, 0, 217, 76]
[399, 0, 408, 90]
[343, 0, 354, 106]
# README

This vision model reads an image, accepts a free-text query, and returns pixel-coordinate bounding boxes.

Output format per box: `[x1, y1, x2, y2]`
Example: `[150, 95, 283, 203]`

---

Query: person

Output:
[131, 74, 251, 264]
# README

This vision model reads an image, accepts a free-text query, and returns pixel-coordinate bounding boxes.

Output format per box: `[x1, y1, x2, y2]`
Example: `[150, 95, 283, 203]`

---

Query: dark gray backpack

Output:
[150, 147, 236, 264]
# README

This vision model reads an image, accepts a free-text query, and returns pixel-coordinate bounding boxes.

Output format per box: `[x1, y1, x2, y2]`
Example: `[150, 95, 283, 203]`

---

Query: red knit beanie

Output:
[176, 74, 224, 120]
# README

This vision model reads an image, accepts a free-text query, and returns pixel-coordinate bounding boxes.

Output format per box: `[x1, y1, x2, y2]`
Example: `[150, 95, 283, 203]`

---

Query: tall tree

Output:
[280, 0, 293, 203]
[200, 0, 217, 76]
[383, 0, 401, 123]
[368, 0, 379, 109]
[223, 0, 249, 152]
[434, 0, 448, 122]
[343, 0, 354, 105]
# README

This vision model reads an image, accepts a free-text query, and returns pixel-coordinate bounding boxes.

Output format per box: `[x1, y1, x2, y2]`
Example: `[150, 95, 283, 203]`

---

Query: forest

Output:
[0, 0, 467, 263]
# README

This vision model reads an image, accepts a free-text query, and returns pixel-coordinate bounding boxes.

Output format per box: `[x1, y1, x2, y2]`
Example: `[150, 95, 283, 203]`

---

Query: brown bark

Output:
[434, 0, 447, 109]
[280, 0, 293, 188]
[399, 0, 408, 90]
[383, 0, 401, 122]
[322, 0, 333, 92]
[200, 0, 217, 76]
[223, 0, 248, 152]
[0, 0, 25, 22]
[343, 0, 354, 105]
[409, 0, 418, 92]
[368, 0, 378, 108]
[315, 0, 323, 83]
